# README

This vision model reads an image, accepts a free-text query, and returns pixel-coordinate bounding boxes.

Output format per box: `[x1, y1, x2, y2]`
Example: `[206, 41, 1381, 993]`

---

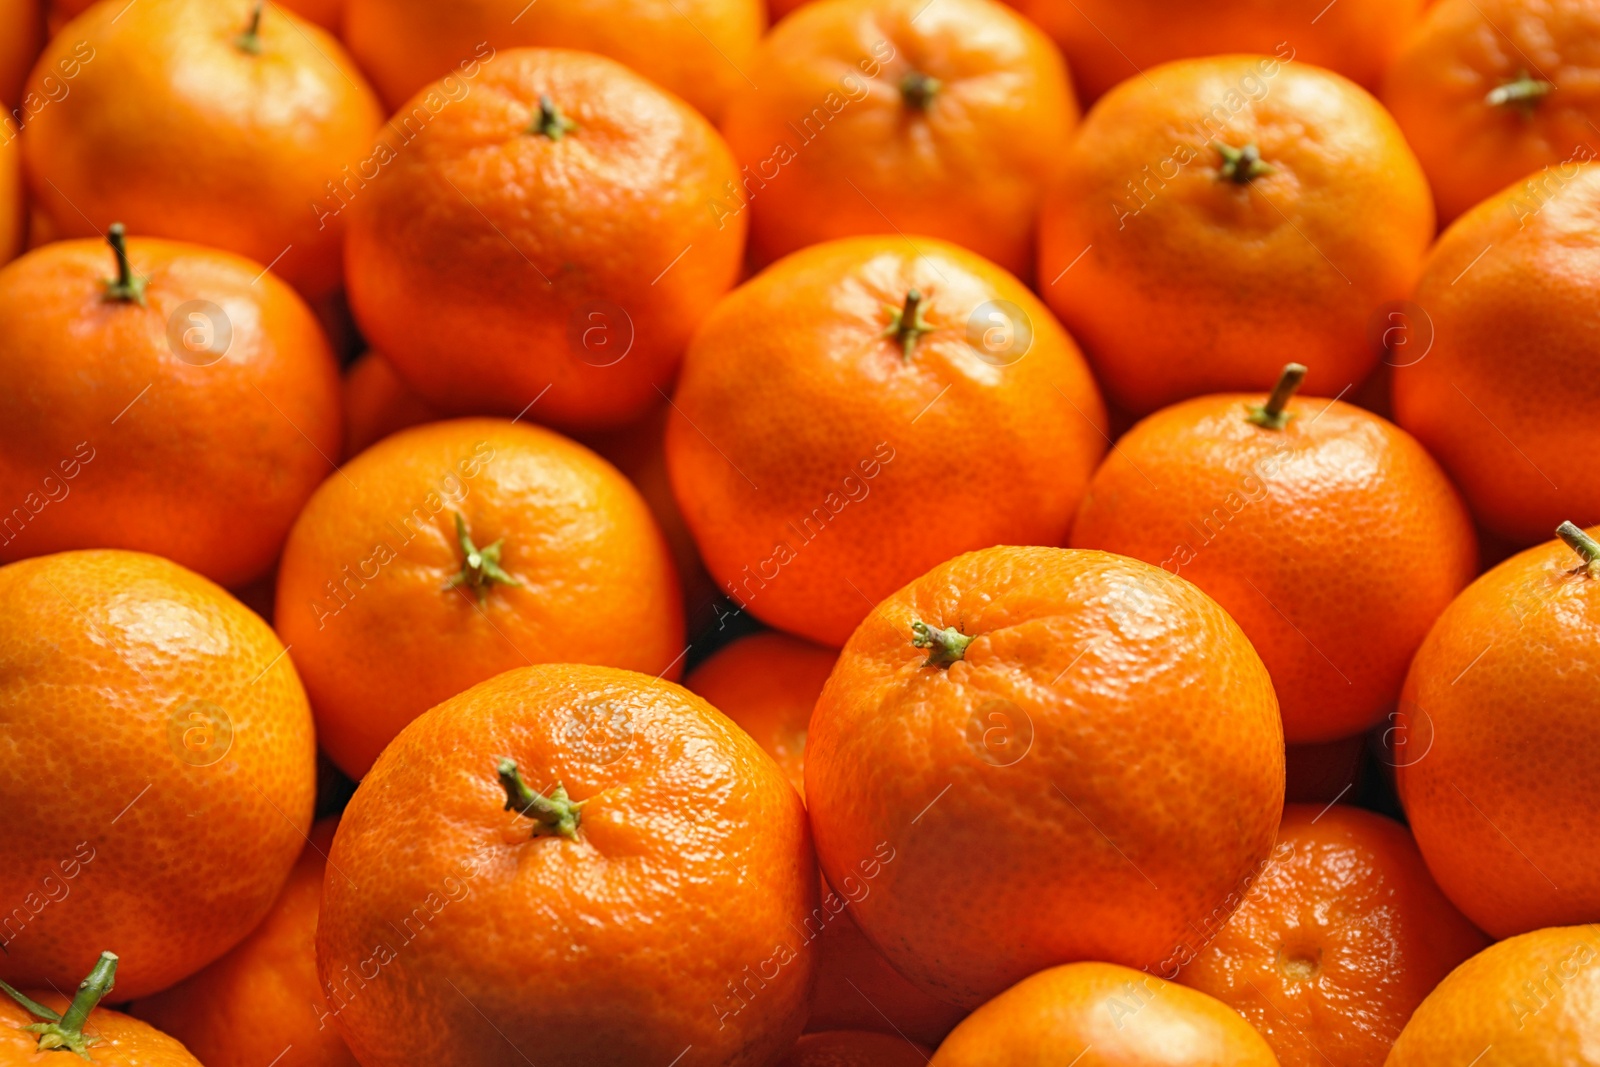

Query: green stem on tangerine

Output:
[1245, 362, 1308, 430]
[1557, 521, 1600, 578]
[1486, 71, 1553, 111]
[0, 951, 118, 1060]
[899, 70, 942, 110]
[884, 289, 934, 361]
[497, 759, 582, 839]
[1213, 141, 1275, 184]
[102, 224, 146, 305]
[445, 512, 520, 602]
[529, 94, 577, 140]
[911, 620, 974, 668]
[235, 0, 264, 54]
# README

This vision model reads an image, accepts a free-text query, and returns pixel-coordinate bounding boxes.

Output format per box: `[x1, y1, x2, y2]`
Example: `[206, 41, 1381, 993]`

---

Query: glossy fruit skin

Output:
[683, 632, 966, 1046]
[666, 237, 1108, 648]
[1391, 164, 1600, 543]
[0, 550, 316, 1000]
[131, 819, 357, 1067]
[1008, 0, 1420, 100]
[1383, 0, 1600, 224]
[344, 0, 762, 121]
[341, 351, 439, 459]
[684, 631, 837, 796]
[1, 991, 203, 1067]
[276, 418, 684, 780]
[1178, 804, 1488, 1067]
[806, 546, 1285, 1008]
[1070, 392, 1478, 743]
[21, 0, 381, 298]
[0, 235, 340, 588]
[316, 664, 817, 1067]
[1039, 56, 1434, 415]
[779, 1031, 931, 1066]
[1395, 526, 1600, 938]
[345, 48, 746, 430]
[1385, 926, 1600, 1065]
[931, 961, 1281, 1066]
[721, 0, 1077, 279]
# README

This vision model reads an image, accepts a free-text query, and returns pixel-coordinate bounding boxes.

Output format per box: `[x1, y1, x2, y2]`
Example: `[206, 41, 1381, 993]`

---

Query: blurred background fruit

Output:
[318, 664, 816, 1067]
[0, 0, 43, 109]
[340, 351, 440, 460]
[806, 546, 1284, 1007]
[1392, 165, 1600, 543]
[275, 418, 684, 780]
[0, 230, 341, 586]
[1040, 56, 1433, 415]
[0, 550, 316, 1000]
[667, 236, 1106, 647]
[0, 114, 22, 267]
[342, 0, 763, 122]
[22, 0, 381, 298]
[345, 48, 745, 429]
[779, 1031, 931, 1066]
[722, 0, 1076, 279]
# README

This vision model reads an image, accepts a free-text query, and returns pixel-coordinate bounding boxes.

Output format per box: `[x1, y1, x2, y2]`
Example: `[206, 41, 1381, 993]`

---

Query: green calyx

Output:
[899, 70, 942, 110]
[1486, 71, 1553, 112]
[1213, 141, 1275, 184]
[884, 289, 934, 360]
[0, 952, 118, 1059]
[235, 0, 264, 54]
[101, 224, 146, 305]
[446, 512, 520, 602]
[529, 94, 577, 140]
[497, 759, 582, 839]
[1557, 521, 1600, 578]
[1245, 362, 1308, 430]
[911, 619, 974, 668]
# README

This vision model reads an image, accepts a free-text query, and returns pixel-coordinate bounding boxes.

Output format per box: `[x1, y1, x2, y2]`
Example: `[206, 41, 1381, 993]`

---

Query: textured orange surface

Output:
[276, 418, 684, 779]
[930, 961, 1280, 1066]
[1392, 165, 1600, 543]
[1178, 804, 1487, 1067]
[132, 819, 357, 1067]
[0, 236, 342, 587]
[1039, 56, 1434, 414]
[1, 990, 201, 1067]
[1070, 390, 1477, 743]
[345, 48, 746, 430]
[22, 0, 381, 297]
[805, 546, 1285, 1008]
[1396, 525, 1600, 937]
[0, 550, 316, 1000]
[316, 664, 817, 1067]
[667, 236, 1107, 647]
[722, 0, 1077, 279]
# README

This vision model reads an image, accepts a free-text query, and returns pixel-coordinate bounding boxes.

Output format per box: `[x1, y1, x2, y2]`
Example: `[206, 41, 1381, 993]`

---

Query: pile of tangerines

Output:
[1, 0, 1598, 1064]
